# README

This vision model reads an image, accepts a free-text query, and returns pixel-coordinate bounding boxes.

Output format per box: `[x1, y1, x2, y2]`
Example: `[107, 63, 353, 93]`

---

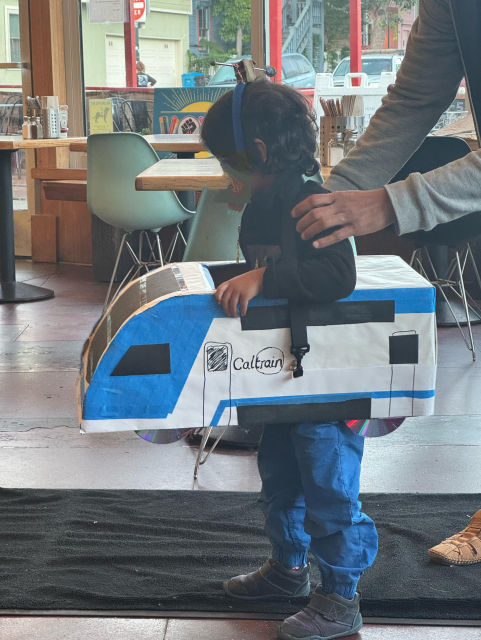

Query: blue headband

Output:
[232, 82, 246, 151]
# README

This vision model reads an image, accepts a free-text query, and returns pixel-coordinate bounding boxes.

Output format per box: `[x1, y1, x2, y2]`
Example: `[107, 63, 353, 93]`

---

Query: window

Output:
[334, 60, 349, 77]
[295, 56, 310, 75]
[6, 7, 20, 63]
[282, 56, 300, 79]
[198, 8, 210, 42]
[361, 58, 392, 75]
[208, 63, 237, 85]
[395, 58, 403, 72]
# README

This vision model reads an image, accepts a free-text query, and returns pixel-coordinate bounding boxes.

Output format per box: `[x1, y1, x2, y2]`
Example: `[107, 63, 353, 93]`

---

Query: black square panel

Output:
[389, 334, 419, 364]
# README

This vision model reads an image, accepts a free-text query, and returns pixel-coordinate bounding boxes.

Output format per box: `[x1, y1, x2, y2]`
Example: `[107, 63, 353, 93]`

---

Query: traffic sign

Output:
[133, 0, 145, 20]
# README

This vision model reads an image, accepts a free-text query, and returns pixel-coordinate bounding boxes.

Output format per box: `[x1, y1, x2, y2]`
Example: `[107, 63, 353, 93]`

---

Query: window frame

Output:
[5, 5, 21, 63]
[198, 7, 210, 43]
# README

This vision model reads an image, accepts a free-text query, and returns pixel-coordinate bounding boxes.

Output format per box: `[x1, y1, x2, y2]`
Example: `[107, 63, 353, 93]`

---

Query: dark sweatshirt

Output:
[239, 171, 356, 304]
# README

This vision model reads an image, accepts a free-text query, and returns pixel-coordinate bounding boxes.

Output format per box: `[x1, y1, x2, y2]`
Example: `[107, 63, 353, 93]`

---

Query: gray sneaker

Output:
[278, 587, 362, 640]
[223, 558, 311, 600]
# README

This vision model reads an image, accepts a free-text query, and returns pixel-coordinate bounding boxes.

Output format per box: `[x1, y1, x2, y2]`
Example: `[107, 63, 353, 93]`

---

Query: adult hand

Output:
[292, 188, 396, 249]
[215, 268, 266, 317]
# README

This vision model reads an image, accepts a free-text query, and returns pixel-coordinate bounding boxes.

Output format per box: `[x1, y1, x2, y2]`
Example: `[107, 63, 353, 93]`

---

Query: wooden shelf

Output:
[0, 62, 24, 69]
[32, 168, 87, 181]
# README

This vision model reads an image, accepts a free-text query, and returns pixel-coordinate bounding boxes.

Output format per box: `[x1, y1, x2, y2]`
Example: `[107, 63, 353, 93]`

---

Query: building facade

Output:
[0, 0, 21, 88]
[80, 0, 192, 88]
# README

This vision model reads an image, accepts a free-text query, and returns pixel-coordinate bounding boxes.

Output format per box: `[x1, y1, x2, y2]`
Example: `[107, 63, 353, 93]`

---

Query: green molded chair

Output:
[87, 132, 194, 310]
[183, 188, 244, 262]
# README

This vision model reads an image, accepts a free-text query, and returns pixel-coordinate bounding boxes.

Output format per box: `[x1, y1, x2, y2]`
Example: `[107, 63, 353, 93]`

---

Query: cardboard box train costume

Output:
[78, 61, 437, 439]
[78, 256, 437, 438]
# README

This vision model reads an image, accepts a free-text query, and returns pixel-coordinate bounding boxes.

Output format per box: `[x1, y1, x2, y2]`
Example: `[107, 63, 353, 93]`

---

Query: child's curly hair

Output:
[201, 81, 319, 176]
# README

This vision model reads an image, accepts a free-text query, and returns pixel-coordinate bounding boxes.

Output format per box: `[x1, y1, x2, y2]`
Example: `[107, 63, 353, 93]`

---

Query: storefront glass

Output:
[0, 0, 26, 210]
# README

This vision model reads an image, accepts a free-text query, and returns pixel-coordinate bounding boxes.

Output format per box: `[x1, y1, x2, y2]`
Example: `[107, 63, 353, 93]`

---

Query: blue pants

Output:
[257, 421, 378, 599]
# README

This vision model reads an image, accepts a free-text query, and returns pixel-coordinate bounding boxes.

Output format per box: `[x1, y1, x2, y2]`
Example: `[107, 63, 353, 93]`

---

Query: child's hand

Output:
[215, 268, 266, 317]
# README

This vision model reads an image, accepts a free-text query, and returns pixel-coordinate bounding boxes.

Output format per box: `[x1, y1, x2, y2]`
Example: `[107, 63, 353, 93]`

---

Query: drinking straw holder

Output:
[320, 116, 365, 166]
[41, 108, 60, 139]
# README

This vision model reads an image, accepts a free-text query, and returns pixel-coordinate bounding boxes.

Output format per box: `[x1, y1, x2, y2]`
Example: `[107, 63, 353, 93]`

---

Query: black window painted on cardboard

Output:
[111, 344, 171, 376]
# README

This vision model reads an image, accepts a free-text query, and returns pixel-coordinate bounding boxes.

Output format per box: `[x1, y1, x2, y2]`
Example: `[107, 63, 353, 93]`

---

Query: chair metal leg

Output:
[103, 233, 128, 314]
[194, 427, 213, 479]
[412, 249, 431, 281]
[140, 231, 158, 272]
[434, 282, 473, 349]
[102, 229, 170, 314]
[166, 224, 188, 263]
[455, 250, 476, 360]
[423, 247, 441, 282]
[409, 248, 418, 268]
[193, 425, 230, 479]
[468, 243, 481, 293]
[155, 232, 164, 267]
[138, 230, 148, 267]
[105, 238, 144, 312]
[166, 228, 180, 263]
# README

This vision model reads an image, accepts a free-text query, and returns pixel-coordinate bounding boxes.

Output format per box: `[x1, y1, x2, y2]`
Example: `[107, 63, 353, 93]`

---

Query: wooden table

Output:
[136, 158, 229, 192]
[0, 136, 85, 303]
[135, 159, 328, 193]
[0, 136, 85, 151]
[72, 134, 207, 211]
[70, 134, 206, 155]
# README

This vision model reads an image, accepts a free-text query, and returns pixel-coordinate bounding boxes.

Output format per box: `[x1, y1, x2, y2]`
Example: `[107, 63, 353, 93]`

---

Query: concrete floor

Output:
[1, 260, 481, 640]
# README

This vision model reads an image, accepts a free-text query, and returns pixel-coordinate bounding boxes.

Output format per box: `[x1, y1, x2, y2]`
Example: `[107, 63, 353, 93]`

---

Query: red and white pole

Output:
[349, 0, 362, 86]
[124, 0, 137, 88]
[270, 0, 283, 83]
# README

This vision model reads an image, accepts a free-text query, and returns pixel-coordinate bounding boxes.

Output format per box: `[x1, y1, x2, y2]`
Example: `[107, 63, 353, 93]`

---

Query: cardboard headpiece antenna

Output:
[209, 58, 277, 84]
[78, 257, 437, 438]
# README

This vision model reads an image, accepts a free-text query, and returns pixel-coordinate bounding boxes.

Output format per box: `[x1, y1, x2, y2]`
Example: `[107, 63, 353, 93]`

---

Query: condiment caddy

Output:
[23, 96, 69, 139]
[320, 94, 365, 166]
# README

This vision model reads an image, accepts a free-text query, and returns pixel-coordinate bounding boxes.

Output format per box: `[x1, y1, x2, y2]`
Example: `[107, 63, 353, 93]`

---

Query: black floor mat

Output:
[0, 489, 480, 619]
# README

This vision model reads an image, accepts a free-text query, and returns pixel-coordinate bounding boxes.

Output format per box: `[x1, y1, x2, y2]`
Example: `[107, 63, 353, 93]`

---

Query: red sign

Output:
[133, 0, 146, 20]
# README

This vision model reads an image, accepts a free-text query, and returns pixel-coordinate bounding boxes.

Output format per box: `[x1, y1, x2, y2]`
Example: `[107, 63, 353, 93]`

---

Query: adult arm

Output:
[324, 0, 464, 193]
[386, 148, 481, 234]
[292, 0, 475, 246]
[296, 149, 481, 247]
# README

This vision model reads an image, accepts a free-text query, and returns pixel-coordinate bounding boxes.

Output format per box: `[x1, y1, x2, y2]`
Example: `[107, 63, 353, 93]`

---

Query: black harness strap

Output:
[281, 190, 310, 378]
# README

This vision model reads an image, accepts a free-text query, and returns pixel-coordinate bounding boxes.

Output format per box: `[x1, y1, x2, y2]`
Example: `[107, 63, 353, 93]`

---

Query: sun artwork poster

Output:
[153, 87, 230, 157]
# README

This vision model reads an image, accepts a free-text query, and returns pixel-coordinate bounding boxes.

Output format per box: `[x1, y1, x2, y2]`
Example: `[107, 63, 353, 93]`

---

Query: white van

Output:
[333, 51, 404, 87]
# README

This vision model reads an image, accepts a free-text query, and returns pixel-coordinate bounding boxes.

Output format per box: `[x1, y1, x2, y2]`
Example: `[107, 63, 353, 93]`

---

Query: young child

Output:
[201, 81, 378, 640]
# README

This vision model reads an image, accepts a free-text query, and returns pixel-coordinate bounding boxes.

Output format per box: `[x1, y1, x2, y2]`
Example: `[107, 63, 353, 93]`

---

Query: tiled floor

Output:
[1, 260, 481, 640]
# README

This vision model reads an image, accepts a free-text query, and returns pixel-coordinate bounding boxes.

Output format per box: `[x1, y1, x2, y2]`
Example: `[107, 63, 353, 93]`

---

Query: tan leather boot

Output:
[429, 509, 481, 565]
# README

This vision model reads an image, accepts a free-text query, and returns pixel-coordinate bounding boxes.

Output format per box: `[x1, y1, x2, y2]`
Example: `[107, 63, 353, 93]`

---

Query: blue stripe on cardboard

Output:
[84, 295, 224, 420]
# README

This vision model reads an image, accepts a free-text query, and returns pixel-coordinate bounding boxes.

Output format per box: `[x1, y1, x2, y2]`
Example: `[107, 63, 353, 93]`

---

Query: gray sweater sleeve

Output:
[385, 149, 481, 234]
[322, 0, 474, 235]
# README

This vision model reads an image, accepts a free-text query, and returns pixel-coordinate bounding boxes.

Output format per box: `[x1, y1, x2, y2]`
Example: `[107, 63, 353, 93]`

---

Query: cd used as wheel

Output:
[136, 429, 195, 444]
[345, 418, 405, 438]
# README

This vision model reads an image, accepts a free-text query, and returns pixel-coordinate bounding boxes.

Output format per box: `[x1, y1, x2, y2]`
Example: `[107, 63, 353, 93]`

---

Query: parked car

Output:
[208, 53, 316, 88]
[332, 52, 404, 87]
